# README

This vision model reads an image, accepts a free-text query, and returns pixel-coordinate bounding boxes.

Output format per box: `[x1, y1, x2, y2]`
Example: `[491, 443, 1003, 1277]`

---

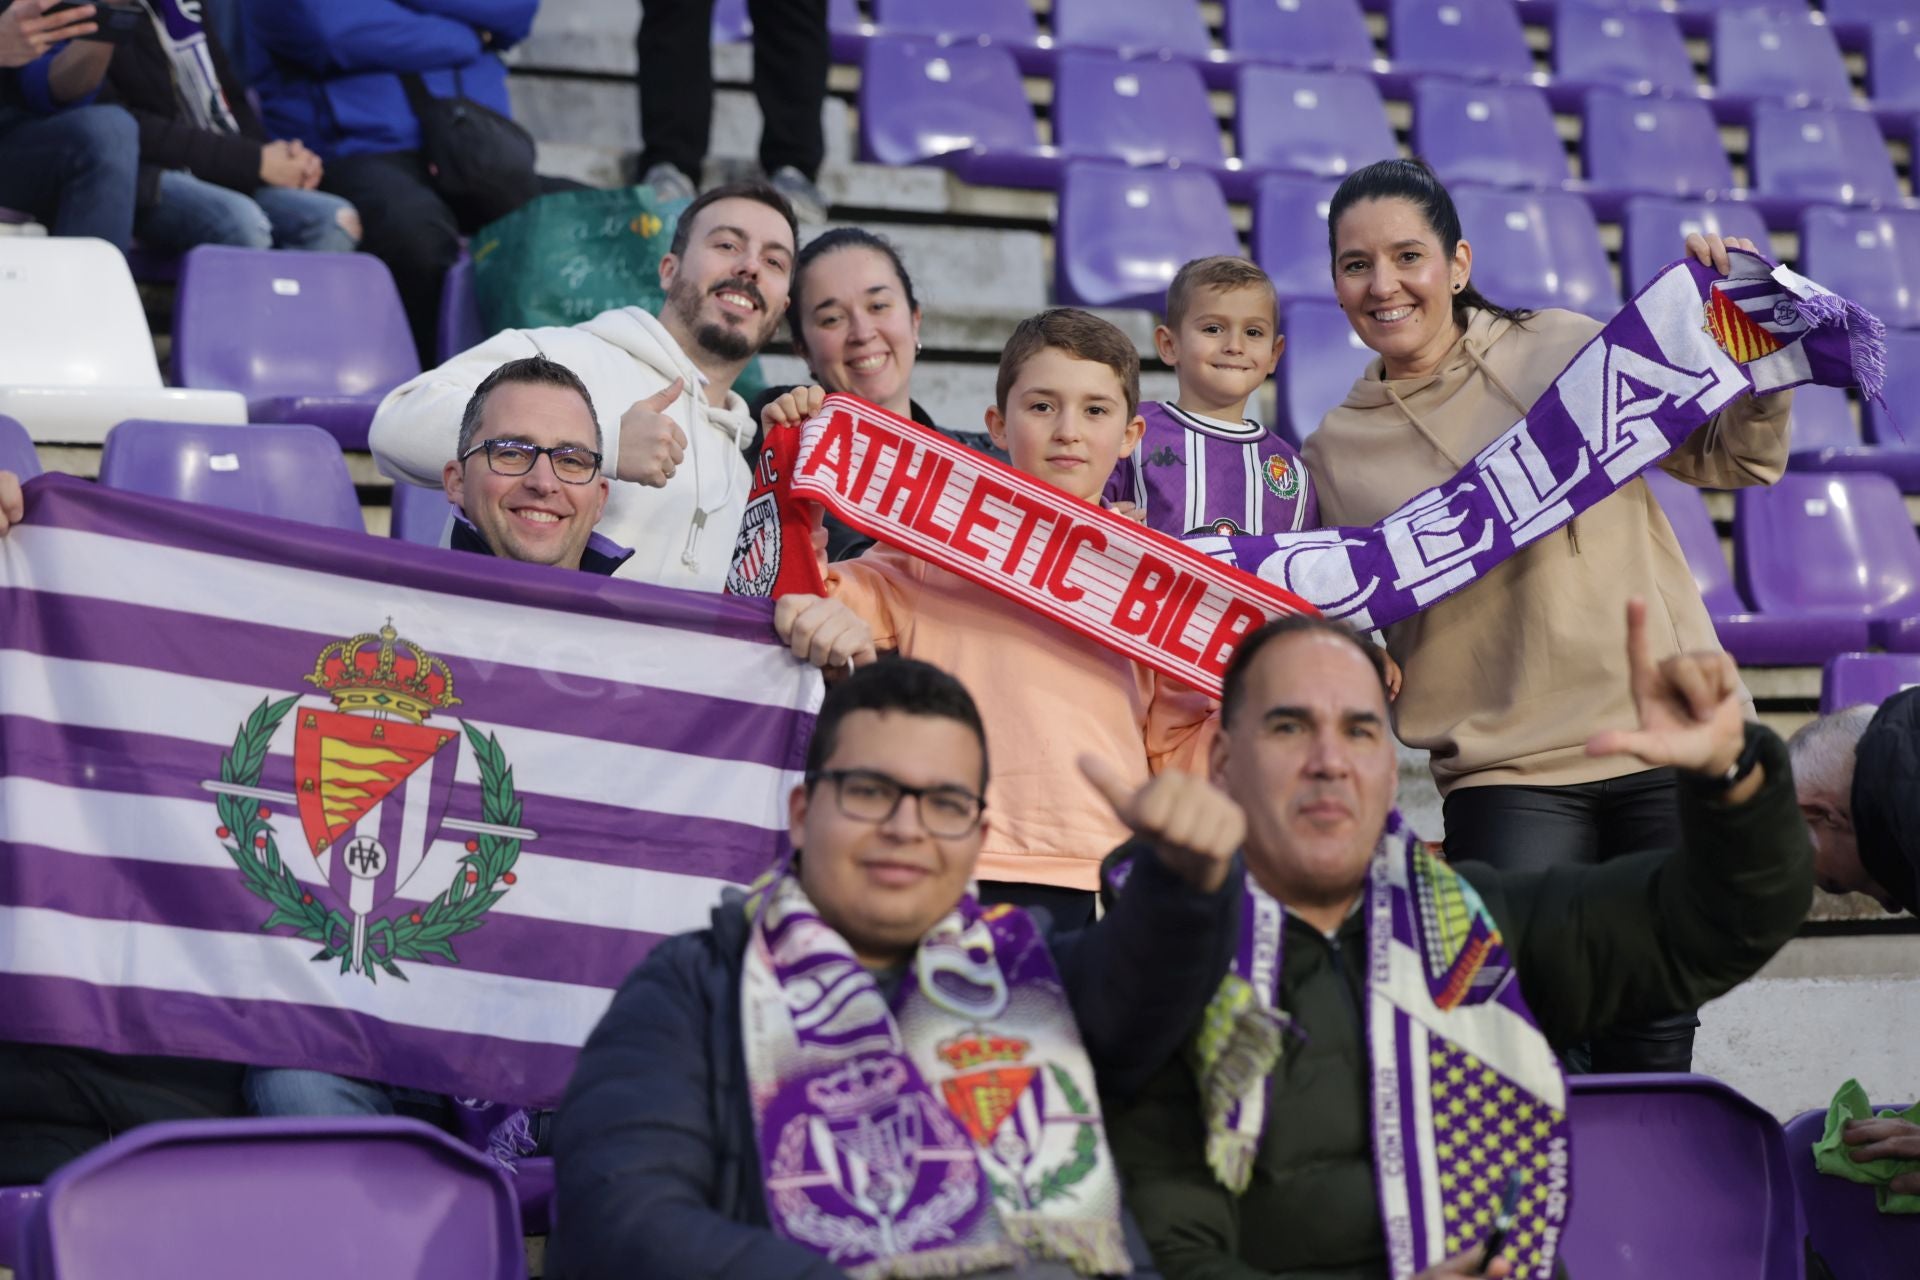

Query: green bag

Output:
[468, 185, 767, 402]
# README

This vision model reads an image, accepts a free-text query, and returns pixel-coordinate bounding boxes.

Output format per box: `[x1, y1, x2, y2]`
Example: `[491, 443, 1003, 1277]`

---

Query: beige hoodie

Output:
[1301, 306, 1793, 794]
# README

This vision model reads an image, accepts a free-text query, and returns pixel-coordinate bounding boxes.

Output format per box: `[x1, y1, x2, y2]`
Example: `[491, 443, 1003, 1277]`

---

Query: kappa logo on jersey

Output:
[1145, 446, 1183, 468]
[1262, 454, 1302, 500]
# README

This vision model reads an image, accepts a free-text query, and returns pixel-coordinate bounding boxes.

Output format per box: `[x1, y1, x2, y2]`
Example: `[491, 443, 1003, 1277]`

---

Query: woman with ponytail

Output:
[1300, 157, 1793, 1073]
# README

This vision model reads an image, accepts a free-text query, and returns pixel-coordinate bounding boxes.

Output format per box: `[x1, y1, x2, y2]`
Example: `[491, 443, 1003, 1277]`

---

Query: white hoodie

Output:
[369, 307, 755, 592]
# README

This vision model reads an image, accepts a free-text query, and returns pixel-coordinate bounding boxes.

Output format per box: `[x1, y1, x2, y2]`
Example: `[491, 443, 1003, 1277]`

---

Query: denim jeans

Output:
[243, 1066, 448, 1120]
[137, 170, 359, 254]
[0, 103, 138, 251]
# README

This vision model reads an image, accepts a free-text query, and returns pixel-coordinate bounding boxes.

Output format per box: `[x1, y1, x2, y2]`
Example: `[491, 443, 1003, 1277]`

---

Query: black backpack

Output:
[400, 69, 540, 226]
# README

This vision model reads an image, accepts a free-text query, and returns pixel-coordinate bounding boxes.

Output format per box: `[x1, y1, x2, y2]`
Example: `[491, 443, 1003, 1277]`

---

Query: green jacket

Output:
[1107, 726, 1813, 1280]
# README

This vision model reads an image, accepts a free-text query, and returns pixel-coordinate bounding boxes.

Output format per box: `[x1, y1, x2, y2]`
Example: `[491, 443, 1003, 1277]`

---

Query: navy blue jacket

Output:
[240, 0, 534, 160]
[549, 853, 1240, 1279]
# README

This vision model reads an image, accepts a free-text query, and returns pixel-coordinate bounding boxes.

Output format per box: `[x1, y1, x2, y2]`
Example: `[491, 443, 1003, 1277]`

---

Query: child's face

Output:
[1157, 284, 1284, 413]
[985, 348, 1145, 502]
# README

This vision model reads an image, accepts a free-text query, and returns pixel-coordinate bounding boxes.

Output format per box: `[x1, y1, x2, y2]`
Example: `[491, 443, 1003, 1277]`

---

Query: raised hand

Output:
[761, 384, 826, 433]
[1, 0, 96, 68]
[1079, 755, 1243, 894]
[0, 470, 22, 534]
[1684, 231, 1763, 277]
[1586, 598, 1749, 785]
[616, 378, 688, 487]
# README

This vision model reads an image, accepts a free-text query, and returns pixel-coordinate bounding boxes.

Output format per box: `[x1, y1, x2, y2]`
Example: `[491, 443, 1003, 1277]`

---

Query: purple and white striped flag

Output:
[0, 475, 821, 1107]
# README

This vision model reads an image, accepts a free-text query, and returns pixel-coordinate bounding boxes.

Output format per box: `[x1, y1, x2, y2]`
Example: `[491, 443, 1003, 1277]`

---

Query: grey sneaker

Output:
[769, 165, 828, 223]
[642, 162, 697, 205]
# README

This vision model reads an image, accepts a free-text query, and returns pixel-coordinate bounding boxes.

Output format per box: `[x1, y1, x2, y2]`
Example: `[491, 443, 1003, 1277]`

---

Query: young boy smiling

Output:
[1105, 255, 1317, 538]
[768, 308, 1217, 923]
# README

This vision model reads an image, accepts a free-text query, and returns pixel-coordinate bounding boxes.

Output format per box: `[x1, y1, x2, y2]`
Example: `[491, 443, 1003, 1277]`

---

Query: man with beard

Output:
[371, 179, 797, 591]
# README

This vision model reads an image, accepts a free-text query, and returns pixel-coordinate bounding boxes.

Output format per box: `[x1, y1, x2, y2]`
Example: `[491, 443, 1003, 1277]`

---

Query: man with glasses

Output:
[441, 354, 629, 575]
[552, 657, 1247, 1279]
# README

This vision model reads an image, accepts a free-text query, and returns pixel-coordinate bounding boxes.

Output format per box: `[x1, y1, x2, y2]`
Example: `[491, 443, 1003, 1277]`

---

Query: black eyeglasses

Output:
[807, 769, 986, 838]
[459, 439, 603, 484]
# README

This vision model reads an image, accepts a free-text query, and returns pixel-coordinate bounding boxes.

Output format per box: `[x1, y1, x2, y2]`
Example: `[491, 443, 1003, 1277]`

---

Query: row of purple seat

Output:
[806, 0, 1916, 113]
[4, 1077, 1912, 1277]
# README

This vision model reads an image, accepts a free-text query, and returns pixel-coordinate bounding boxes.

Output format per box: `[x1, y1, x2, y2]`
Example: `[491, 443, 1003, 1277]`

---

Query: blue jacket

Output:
[548, 854, 1240, 1279]
[240, 0, 535, 160]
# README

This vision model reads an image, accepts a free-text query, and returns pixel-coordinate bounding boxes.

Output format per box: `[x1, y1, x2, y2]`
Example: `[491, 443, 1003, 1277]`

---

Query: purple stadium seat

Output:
[438, 253, 486, 363]
[1386, 0, 1535, 85]
[1055, 162, 1241, 309]
[711, 0, 749, 42]
[1276, 299, 1373, 445]
[1821, 652, 1920, 710]
[1737, 471, 1920, 652]
[857, 37, 1060, 187]
[1799, 206, 1920, 330]
[1561, 1075, 1801, 1280]
[1413, 81, 1570, 193]
[1580, 92, 1738, 221]
[1866, 20, 1920, 110]
[1053, 52, 1239, 192]
[1779, 382, 1920, 485]
[1050, 0, 1213, 61]
[828, 0, 871, 63]
[870, 0, 1053, 72]
[1452, 186, 1622, 319]
[98, 420, 365, 533]
[1641, 467, 1850, 665]
[1782, 1105, 1920, 1272]
[1237, 67, 1396, 183]
[1619, 196, 1771, 293]
[1552, 7, 1698, 98]
[1253, 175, 1341, 304]
[391, 480, 456, 545]
[1748, 104, 1902, 229]
[0, 413, 41, 479]
[172, 245, 420, 451]
[0, 1185, 41, 1272]
[1825, 0, 1917, 51]
[16, 1117, 525, 1280]
[1222, 0, 1376, 71]
[1713, 9, 1855, 110]
[1862, 329, 1920, 450]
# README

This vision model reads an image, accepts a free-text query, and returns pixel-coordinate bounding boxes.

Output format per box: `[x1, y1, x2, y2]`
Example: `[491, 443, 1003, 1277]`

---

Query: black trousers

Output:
[636, 0, 829, 181]
[1441, 767, 1699, 1074]
[322, 152, 579, 366]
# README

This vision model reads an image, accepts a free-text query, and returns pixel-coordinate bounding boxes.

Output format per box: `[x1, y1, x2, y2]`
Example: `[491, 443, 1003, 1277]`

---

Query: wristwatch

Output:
[1697, 726, 1764, 793]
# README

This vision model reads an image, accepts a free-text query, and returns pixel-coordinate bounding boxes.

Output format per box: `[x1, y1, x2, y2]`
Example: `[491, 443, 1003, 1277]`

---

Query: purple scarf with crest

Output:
[742, 875, 1129, 1278]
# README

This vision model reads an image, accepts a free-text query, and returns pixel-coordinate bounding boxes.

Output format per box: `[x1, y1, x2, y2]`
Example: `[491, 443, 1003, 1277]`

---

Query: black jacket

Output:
[549, 853, 1239, 1279]
[101, 6, 266, 209]
[1852, 687, 1920, 915]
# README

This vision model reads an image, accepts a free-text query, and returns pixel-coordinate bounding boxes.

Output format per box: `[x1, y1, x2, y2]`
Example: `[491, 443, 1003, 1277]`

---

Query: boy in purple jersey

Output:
[1104, 256, 1317, 539]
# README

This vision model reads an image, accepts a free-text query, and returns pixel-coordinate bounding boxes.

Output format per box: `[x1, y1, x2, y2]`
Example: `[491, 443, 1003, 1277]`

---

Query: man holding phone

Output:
[0, 0, 139, 252]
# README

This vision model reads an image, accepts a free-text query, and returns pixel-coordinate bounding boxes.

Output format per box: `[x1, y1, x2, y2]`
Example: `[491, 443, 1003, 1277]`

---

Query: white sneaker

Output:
[769, 165, 828, 223]
[642, 162, 697, 204]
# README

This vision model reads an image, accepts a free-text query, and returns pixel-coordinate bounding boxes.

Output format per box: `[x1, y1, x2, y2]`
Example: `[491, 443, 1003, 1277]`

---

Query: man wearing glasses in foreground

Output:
[551, 658, 1247, 1279]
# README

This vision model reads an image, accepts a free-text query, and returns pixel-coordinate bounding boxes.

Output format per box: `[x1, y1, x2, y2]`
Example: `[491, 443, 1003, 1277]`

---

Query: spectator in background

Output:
[751, 226, 1006, 561]
[1790, 691, 1920, 916]
[241, 0, 561, 362]
[635, 0, 829, 224]
[0, 0, 139, 251]
[107, 0, 361, 255]
[372, 180, 798, 593]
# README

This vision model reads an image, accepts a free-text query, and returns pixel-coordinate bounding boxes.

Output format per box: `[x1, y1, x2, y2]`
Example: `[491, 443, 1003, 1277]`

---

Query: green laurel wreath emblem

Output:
[985, 1062, 1102, 1209]
[216, 696, 522, 983]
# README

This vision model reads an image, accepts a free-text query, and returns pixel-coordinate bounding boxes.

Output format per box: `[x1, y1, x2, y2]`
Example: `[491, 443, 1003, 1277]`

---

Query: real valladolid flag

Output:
[0, 478, 820, 1107]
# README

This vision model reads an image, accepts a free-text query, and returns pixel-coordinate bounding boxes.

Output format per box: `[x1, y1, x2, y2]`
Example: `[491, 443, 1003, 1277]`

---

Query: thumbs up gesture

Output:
[616, 377, 689, 487]
[1080, 755, 1244, 894]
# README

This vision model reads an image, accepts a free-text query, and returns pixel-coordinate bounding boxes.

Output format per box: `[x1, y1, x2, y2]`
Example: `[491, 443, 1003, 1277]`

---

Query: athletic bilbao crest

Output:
[728, 491, 783, 597]
[201, 622, 537, 981]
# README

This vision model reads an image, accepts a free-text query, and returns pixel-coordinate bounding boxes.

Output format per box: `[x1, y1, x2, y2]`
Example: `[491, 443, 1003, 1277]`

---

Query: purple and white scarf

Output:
[1185, 814, 1569, 1280]
[743, 875, 1129, 1278]
[1199, 251, 1885, 625]
[143, 1, 242, 135]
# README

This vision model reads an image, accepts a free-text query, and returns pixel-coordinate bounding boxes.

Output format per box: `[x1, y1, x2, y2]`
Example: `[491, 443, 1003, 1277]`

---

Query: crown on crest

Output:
[936, 1031, 1030, 1072]
[305, 621, 460, 723]
[804, 1058, 908, 1118]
